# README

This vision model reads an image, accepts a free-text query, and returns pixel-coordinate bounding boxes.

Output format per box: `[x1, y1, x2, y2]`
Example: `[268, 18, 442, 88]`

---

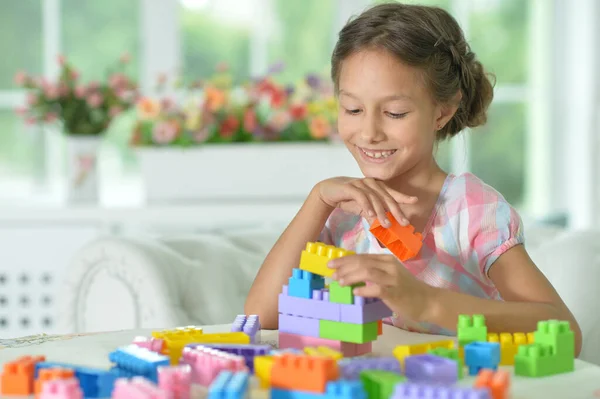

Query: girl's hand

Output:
[316, 177, 417, 227]
[328, 254, 433, 322]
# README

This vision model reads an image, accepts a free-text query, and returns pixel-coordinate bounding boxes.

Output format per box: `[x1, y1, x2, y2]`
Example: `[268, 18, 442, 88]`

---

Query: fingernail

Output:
[368, 210, 375, 217]
[331, 271, 338, 280]
[383, 218, 390, 227]
[338, 278, 345, 286]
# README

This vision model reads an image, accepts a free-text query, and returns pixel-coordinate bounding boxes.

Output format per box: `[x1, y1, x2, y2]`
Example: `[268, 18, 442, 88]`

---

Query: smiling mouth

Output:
[357, 146, 397, 161]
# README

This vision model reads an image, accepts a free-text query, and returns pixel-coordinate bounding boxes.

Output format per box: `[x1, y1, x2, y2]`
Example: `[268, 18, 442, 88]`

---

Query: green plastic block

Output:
[514, 320, 575, 377]
[360, 369, 406, 399]
[319, 320, 378, 344]
[329, 281, 364, 304]
[427, 347, 463, 379]
[457, 314, 487, 346]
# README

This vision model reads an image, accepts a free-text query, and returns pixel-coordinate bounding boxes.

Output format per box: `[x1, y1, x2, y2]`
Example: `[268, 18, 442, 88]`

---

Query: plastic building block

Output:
[133, 336, 166, 353]
[319, 320, 378, 344]
[514, 320, 575, 377]
[404, 354, 458, 384]
[378, 320, 383, 335]
[427, 347, 463, 379]
[279, 331, 372, 357]
[111, 377, 168, 399]
[254, 355, 274, 389]
[329, 281, 364, 304]
[35, 368, 75, 396]
[271, 353, 339, 393]
[279, 313, 320, 337]
[180, 346, 247, 386]
[391, 382, 491, 399]
[158, 365, 191, 399]
[271, 380, 366, 399]
[338, 357, 400, 380]
[369, 212, 423, 261]
[152, 326, 205, 363]
[231, 314, 261, 343]
[278, 286, 392, 324]
[487, 332, 534, 365]
[34, 361, 107, 398]
[303, 346, 343, 360]
[457, 314, 488, 346]
[1, 355, 45, 395]
[360, 369, 406, 399]
[208, 370, 249, 399]
[39, 378, 82, 399]
[474, 369, 510, 399]
[288, 268, 325, 299]
[392, 340, 454, 367]
[192, 343, 271, 372]
[299, 242, 354, 278]
[109, 344, 170, 383]
[464, 342, 500, 376]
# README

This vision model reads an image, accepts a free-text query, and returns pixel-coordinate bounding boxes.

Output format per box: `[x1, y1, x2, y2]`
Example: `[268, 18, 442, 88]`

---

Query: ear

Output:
[434, 90, 462, 130]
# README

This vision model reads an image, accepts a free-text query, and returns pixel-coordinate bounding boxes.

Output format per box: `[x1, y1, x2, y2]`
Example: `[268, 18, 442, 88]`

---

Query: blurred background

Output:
[0, 0, 597, 338]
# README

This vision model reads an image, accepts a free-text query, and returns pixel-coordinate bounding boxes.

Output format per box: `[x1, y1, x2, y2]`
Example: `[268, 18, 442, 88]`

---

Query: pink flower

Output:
[14, 71, 28, 86]
[70, 69, 79, 80]
[44, 84, 60, 100]
[87, 81, 100, 91]
[160, 97, 175, 112]
[152, 120, 179, 144]
[57, 54, 66, 66]
[14, 106, 27, 116]
[27, 93, 38, 106]
[86, 93, 103, 108]
[75, 85, 86, 98]
[267, 110, 291, 132]
[45, 113, 58, 123]
[109, 73, 127, 89]
[25, 117, 37, 125]
[120, 52, 131, 64]
[109, 106, 122, 117]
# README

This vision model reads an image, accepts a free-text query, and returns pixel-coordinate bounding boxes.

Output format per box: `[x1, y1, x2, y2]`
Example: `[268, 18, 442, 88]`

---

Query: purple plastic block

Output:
[340, 299, 393, 323]
[392, 383, 491, 399]
[278, 286, 341, 321]
[278, 313, 320, 337]
[338, 357, 401, 379]
[404, 354, 458, 385]
[186, 343, 271, 372]
[231, 315, 261, 343]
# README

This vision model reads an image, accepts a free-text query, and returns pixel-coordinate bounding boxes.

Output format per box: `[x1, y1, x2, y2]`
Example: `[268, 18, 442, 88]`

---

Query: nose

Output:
[360, 113, 385, 143]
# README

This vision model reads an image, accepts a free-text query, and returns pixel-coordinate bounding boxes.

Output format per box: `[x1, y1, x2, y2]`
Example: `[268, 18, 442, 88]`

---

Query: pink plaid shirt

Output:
[319, 173, 524, 335]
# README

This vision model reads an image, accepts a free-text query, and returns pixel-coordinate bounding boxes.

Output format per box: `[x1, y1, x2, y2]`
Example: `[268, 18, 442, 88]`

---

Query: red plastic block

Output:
[370, 212, 422, 261]
[474, 369, 510, 399]
[279, 331, 372, 357]
[1, 355, 45, 395]
[378, 320, 383, 336]
[271, 353, 339, 393]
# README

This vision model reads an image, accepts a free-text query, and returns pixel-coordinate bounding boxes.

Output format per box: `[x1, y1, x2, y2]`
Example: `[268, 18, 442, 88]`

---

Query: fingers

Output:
[345, 185, 375, 219]
[385, 186, 418, 205]
[330, 256, 392, 287]
[351, 179, 391, 227]
[363, 179, 409, 226]
[352, 283, 386, 298]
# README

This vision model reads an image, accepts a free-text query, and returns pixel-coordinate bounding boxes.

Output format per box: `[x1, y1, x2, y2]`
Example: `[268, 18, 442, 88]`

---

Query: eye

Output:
[344, 108, 362, 115]
[386, 112, 408, 119]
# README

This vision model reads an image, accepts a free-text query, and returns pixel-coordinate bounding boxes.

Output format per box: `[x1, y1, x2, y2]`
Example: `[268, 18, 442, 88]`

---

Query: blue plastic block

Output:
[271, 388, 321, 399]
[288, 268, 325, 299]
[34, 361, 108, 398]
[464, 341, 500, 376]
[324, 380, 367, 399]
[208, 370, 250, 399]
[108, 344, 170, 382]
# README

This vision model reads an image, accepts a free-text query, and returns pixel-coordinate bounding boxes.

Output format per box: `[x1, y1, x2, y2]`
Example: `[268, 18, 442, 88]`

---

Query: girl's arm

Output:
[244, 186, 334, 329]
[422, 245, 583, 356]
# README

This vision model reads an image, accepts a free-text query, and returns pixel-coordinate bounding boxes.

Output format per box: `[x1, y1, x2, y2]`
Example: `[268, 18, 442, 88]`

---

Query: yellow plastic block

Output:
[488, 332, 535, 365]
[393, 340, 454, 367]
[303, 346, 343, 360]
[254, 355, 274, 389]
[299, 242, 354, 277]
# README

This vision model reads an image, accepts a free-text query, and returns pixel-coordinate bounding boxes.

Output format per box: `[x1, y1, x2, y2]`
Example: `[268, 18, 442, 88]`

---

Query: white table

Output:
[0, 324, 598, 399]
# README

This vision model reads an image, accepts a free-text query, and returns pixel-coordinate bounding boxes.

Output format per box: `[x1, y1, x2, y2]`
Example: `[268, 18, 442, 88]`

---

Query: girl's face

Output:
[337, 49, 447, 182]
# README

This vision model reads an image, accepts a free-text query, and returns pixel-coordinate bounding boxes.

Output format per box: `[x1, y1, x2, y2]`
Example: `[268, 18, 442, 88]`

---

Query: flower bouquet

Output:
[130, 63, 338, 147]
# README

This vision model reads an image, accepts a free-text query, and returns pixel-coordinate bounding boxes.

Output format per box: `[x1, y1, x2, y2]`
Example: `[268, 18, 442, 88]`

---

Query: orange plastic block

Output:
[487, 332, 534, 365]
[377, 320, 383, 335]
[474, 369, 510, 399]
[369, 212, 422, 261]
[1, 355, 45, 395]
[271, 354, 339, 393]
[35, 368, 75, 397]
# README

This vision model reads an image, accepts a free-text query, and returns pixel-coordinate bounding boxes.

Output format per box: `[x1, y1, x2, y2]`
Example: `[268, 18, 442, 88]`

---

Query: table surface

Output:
[0, 324, 598, 399]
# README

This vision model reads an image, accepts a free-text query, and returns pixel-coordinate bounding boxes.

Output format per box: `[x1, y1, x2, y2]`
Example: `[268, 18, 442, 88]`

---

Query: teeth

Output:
[362, 149, 395, 159]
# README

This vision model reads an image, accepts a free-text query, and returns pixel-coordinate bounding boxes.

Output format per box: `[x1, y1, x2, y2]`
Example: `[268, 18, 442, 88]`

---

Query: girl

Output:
[245, 1, 582, 354]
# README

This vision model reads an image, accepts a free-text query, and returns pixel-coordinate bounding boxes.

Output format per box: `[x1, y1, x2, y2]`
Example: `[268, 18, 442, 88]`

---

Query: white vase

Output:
[65, 136, 101, 203]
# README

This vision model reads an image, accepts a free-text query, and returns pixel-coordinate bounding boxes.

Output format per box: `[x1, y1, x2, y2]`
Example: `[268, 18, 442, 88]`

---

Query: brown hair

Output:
[331, 2, 495, 140]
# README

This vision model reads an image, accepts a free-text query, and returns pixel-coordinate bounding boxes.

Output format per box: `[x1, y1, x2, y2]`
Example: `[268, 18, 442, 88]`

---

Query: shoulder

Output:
[443, 172, 509, 207]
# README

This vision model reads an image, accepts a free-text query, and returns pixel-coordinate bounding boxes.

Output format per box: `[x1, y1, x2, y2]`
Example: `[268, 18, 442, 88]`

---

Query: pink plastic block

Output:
[39, 378, 83, 399]
[179, 346, 247, 387]
[133, 336, 165, 353]
[158, 365, 191, 399]
[278, 313, 320, 337]
[278, 331, 372, 357]
[111, 377, 169, 399]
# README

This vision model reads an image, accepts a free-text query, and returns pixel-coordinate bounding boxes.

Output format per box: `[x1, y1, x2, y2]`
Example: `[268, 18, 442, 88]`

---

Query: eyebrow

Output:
[339, 90, 412, 101]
